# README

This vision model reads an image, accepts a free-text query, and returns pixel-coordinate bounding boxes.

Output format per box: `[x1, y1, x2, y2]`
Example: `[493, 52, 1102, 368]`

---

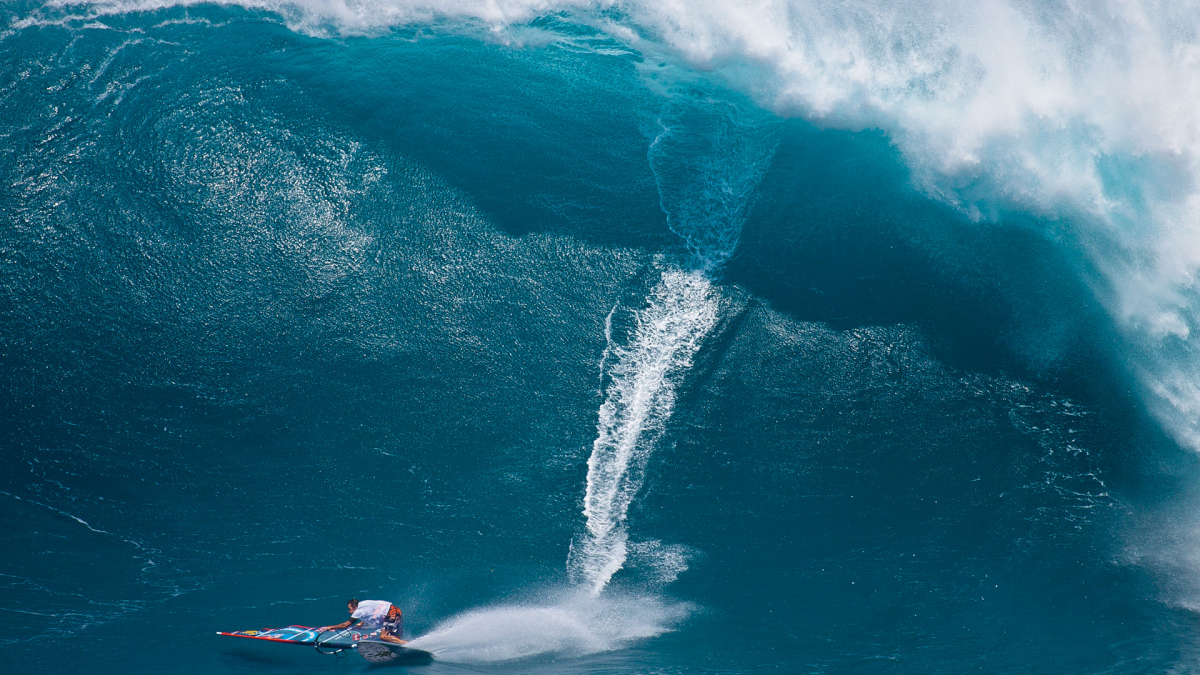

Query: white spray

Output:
[569, 266, 719, 595]
[568, 94, 776, 594]
[405, 590, 692, 663]
[414, 95, 773, 662]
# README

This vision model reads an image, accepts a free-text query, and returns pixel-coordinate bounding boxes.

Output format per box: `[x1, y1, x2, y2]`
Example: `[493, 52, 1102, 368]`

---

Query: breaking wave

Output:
[21, 0, 1200, 449]
[4, 1, 1199, 670]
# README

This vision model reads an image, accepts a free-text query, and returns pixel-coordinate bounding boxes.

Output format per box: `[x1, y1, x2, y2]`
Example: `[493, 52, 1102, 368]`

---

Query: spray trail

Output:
[569, 93, 776, 595]
[405, 93, 772, 661]
[406, 590, 692, 663]
[648, 97, 777, 274]
[569, 267, 719, 594]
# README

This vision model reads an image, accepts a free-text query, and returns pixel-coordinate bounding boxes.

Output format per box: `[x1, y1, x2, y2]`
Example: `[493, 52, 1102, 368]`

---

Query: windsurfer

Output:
[318, 598, 406, 645]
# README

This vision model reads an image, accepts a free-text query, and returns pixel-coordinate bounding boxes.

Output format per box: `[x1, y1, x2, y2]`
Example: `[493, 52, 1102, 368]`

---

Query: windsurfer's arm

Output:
[319, 619, 357, 632]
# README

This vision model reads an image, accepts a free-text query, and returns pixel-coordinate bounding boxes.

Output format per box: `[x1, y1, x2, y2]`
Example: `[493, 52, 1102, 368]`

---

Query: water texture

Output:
[5, 2, 1200, 674]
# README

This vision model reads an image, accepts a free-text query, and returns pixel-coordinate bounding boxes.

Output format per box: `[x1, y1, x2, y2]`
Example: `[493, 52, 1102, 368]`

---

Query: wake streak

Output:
[569, 93, 775, 595]
[569, 267, 719, 594]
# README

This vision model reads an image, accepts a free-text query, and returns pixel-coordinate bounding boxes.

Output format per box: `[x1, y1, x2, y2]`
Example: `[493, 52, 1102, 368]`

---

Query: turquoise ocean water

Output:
[7, 2, 1200, 672]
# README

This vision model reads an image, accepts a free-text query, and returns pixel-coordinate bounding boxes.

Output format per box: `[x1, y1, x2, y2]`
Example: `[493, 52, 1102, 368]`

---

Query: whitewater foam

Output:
[569, 266, 719, 594]
[567, 86, 772, 594]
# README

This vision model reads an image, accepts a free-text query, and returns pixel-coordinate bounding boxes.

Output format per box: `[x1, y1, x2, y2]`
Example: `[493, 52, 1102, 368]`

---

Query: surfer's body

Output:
[319, 598, 406, 645]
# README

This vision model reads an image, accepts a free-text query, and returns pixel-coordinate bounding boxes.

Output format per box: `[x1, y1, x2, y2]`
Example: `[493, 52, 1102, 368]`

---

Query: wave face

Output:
[569, 90, 770, 595]
[4, 2, 1200, 674]
[26, 0, 1200, 447]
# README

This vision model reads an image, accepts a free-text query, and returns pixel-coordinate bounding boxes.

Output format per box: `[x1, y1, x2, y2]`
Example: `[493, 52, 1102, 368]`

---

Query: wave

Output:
[24, 0, 1200, 449]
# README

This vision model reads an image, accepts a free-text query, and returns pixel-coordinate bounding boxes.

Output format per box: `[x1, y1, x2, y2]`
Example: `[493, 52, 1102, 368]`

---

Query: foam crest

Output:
[615, 0, 1200, 448]
[405, 590, 692, 663]
[31, 0, 590, 34]
[570, 266, 719, 594]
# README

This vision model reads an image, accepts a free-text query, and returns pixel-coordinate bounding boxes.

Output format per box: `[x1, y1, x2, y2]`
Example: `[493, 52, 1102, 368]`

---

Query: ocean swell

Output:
[20, 0, 1200, 447]
[3, 3, 1195, 671]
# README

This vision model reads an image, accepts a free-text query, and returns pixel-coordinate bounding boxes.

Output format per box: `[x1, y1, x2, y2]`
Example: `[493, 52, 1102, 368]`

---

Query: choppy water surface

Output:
[6, 2, 1200, 673]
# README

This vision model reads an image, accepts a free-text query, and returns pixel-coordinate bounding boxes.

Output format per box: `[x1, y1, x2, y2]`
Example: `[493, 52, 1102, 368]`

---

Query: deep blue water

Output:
[6, 2, 1200, 673]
